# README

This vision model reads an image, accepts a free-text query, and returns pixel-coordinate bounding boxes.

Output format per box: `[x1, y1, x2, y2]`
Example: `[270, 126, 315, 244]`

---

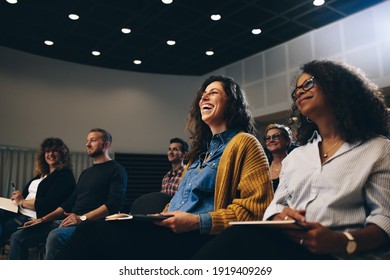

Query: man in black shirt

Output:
[9, 128, 128, 259]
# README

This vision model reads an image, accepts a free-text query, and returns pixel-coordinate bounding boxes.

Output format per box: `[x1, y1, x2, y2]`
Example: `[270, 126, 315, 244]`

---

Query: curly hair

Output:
[186, 75, 257, 163]
[290, 60, 389, 145]
[35, 137, 72, 175]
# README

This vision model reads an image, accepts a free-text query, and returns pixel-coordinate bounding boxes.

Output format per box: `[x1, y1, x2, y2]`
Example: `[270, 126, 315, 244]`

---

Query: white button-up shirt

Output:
[264, 132, 390, 237]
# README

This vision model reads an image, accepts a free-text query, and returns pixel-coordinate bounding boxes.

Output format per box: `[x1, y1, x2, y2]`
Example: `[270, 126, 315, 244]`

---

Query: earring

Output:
[306, 117, 312, 123]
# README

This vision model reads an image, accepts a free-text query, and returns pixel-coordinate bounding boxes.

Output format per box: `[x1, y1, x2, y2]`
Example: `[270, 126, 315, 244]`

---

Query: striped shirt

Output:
[264, 132, 390, 257]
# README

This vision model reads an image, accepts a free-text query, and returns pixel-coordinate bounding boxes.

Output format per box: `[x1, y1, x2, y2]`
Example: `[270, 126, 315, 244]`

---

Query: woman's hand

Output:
[284, 221, 346, 255]
[23, 217, 44, 227]
[155, 211, 200, 233]
[272, 207, 306, 223]
[11, 190, 23, 205]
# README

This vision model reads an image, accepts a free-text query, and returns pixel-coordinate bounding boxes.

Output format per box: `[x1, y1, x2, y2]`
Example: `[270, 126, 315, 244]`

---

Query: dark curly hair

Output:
[290, 60, 389, 145]
[35, 137, 72, 175]
[186, 75, 257, 163]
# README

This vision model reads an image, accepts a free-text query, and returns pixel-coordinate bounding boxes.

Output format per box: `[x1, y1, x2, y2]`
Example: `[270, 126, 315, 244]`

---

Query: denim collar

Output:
[208, 128, 239, 152]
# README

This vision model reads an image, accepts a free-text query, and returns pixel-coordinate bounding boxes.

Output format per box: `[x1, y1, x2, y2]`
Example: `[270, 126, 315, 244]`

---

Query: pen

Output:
[11, 182, 16, 192]
[286, 199, 294, 210]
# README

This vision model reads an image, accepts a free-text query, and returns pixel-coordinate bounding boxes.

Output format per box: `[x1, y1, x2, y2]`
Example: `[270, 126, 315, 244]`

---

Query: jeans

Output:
[0, 210, 31, 247]
[45, 225, 77, 259]
[9, 221, 59, 259]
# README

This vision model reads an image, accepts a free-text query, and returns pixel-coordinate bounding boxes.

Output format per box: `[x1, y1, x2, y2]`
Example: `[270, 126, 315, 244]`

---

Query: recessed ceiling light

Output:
[133, 60, 142, 65]
[167, 40, 176, 46]
[44, 40, 54, 46]
[121, 28, 131, 34]
[211, 14, 221, 21]
[161, 0, 173, 4]
[92, 51, 101, 56]
[252, 28, 262, 35]
[6, 0, 18, 4]
[313, 0, 325, 6]
[205, 50, 214, 56]
[69, 14, 79, 20]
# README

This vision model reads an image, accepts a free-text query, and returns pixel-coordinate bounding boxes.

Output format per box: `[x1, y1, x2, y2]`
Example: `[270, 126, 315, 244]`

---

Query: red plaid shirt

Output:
[160, 165, 185, 196]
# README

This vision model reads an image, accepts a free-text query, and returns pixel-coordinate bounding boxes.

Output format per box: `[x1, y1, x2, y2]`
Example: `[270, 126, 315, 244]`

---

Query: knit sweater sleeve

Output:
[209, 133, 274, 234]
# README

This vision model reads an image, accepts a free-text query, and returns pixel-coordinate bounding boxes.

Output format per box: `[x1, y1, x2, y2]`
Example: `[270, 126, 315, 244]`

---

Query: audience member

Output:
[161, 137, 189, 196]
[263, 124, 293, 191]
[9, 128, 128, 259]
[0, 138, 75, 251]
[58, 75, 273, 260]
[193, 59, 390, 259]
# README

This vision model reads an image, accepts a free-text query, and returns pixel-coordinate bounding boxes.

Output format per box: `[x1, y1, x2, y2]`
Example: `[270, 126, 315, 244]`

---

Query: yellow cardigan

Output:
[209, 132, 273, 234]
[164, 132, 274, 234]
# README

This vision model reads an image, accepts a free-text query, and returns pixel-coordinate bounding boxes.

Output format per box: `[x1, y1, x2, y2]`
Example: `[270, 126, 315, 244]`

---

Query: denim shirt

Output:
[168, 129, 239, 234]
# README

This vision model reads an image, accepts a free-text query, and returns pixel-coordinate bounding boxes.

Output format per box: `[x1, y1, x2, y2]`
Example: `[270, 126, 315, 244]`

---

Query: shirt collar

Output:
[308, 130, 320, 143]
[212, 128, 239, 143]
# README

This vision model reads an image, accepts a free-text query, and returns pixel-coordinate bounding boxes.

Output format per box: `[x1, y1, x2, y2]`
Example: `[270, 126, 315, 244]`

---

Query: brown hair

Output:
[35, 137, 72, 175]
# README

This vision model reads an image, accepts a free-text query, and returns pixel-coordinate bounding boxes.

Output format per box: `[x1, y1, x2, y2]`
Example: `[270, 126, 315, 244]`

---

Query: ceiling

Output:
[0, 0, 386, 76]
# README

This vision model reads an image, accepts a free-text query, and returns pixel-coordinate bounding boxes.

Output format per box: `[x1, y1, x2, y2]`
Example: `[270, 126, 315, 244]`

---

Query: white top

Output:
[19, 177, 45, 219]
[263, 132, 390, 258]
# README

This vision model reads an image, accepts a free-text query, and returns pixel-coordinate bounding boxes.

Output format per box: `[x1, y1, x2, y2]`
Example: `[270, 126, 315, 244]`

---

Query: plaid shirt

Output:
[161, 165, 185, 196]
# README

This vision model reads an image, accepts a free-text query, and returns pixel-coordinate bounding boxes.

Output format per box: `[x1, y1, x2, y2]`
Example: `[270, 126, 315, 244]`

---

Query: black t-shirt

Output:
[62, 160, 127, 215]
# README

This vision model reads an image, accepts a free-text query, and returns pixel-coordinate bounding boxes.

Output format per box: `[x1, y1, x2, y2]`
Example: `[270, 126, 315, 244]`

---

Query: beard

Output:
[88, 146, 104, 158]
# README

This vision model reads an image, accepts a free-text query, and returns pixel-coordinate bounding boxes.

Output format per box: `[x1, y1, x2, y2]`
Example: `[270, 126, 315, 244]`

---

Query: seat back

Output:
[130, 192, 172, 214]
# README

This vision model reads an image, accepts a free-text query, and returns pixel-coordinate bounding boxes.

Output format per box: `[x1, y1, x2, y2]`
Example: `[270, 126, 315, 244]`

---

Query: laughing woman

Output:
[58, 75, 273, 260]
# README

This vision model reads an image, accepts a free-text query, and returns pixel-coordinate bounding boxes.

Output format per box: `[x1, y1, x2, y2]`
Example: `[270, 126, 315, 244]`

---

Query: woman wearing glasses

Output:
[263, 124, 294, 191]
[194, 59, 390, 259]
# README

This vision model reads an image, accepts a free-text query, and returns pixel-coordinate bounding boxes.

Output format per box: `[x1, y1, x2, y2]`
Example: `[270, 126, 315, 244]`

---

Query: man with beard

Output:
[161, 137, 188, 196]
[9, 128, 128, 259]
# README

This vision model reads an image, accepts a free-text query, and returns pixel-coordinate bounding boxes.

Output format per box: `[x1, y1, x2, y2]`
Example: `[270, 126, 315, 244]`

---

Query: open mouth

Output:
[201, 104, 213, 112]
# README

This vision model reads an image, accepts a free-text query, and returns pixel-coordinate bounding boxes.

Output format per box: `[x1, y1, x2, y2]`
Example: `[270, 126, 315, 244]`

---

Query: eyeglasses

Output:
[263, 133, 282, 142]
[291, 76, 315, 101]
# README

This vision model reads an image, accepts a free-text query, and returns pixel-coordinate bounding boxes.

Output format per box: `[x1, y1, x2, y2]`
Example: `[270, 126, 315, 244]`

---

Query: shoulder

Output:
[365, 135, 390, 146]
[229, 132, 260, 146]
[56, 168, 74, 175]
[223, 132, 263, 158]
[46, 168, 73, 179]
[359, 136, 390, 157]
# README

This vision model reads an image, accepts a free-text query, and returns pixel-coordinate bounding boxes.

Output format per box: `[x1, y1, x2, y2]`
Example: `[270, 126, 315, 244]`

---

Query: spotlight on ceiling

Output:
[252, 28, 262, 35]
[211, 14, 221, 21]
[313, 0, 325, 6]
[69, 14, 79, 20]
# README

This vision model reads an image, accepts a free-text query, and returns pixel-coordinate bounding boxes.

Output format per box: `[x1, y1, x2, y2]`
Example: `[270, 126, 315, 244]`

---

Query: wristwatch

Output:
[80, 215, 88, 222]
[343, 232, 357, 254]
